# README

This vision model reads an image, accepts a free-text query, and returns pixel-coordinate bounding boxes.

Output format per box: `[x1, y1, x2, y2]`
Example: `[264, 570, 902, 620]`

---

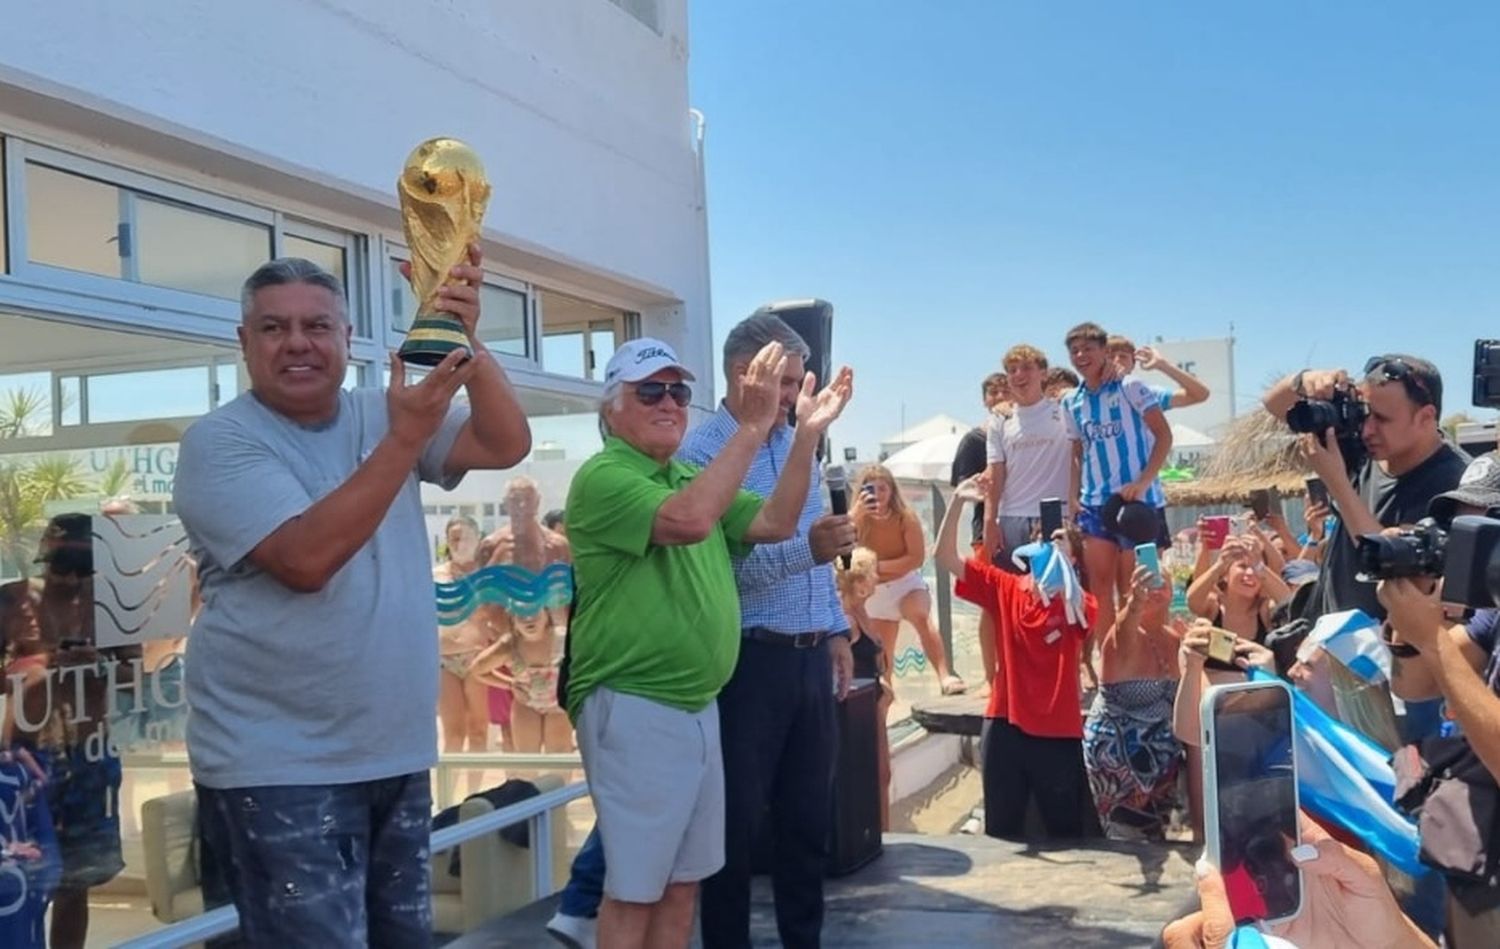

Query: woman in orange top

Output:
[852, 465, 965, 695]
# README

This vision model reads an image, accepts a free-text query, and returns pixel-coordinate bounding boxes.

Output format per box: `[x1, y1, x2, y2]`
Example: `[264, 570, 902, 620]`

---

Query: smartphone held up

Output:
[1201, 679, 1303, 927]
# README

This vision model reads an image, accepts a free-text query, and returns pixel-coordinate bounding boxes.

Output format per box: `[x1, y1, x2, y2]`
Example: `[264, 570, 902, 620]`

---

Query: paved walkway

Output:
[452, 832, 1196, 948]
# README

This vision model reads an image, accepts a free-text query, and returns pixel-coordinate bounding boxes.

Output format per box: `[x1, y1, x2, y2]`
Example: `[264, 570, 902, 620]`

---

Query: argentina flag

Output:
[1247, 668, 1427, 879]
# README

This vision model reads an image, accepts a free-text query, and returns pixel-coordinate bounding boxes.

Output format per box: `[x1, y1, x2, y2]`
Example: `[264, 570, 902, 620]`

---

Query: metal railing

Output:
[113, 780, 591, 949]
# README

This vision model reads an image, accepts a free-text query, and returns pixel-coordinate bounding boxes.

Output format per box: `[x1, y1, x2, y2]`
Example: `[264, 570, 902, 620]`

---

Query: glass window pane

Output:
[86, 367, 211, 423]
[0, 140, 7, 273]
[589, 320, 621, 377]
[543, 331, 587, 378]
[0, 371, 56, 438]
[285, 235, 346, 285]
[343, 363, 361, 390]
[479, 284, 528, 356]
[389, 256, 415, 332]
[60, 377, 81, 426]
[25, 163, 124, 279]
[135, 196, 270, 299]
[214, 363, 238, 407]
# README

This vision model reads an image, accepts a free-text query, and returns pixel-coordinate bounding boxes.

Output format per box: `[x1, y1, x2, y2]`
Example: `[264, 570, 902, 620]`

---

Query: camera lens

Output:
[1286, 399, 1338, 435]
[1355, 524, 1446, 581]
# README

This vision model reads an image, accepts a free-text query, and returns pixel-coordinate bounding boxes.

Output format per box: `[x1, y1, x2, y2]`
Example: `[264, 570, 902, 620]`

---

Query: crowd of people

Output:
[3, 245, 1499, 949]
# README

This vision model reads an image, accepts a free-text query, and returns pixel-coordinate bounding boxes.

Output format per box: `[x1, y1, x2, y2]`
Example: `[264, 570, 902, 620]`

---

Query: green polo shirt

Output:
[564, 436, 763, 722]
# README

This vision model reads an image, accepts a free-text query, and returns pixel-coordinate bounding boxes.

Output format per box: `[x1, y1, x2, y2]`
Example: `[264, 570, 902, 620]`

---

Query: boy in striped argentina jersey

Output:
[1061, 322, 1175, 673]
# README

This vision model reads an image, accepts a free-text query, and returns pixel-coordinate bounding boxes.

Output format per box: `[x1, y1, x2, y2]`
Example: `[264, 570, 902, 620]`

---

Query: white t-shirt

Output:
[985, 397, 1077, 519]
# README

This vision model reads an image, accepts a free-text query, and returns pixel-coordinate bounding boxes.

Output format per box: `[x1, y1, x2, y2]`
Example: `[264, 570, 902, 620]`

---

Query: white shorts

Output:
[866, 570, 929, 621]
[575, 687, 725, 903]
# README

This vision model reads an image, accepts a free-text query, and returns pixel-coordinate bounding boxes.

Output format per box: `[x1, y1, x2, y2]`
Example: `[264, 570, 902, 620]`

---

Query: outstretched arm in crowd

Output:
[1104, 566, 1152, 655]
[1186, 545, 1231, 620]
[1137, 346, 1209, 409]
[935, 475, 983, 579]
[1301, 425, 1382, 541]
[1381, 580, 1500, 782]
[1163, 813, 1437, 949]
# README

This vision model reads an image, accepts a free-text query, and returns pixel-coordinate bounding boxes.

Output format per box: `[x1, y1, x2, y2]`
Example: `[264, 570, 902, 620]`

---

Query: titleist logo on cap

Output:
[635, 346, 673, 363]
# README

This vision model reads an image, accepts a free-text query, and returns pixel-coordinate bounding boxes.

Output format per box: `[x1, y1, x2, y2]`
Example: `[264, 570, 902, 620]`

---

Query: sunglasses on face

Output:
[633, 381, 692, 407]
[1363, 356, 1433, 406]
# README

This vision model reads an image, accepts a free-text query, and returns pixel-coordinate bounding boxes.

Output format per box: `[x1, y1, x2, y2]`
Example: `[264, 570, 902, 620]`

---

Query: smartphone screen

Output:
[1305, 477, 1329, 509]
[1133, 542, 1164, 587]
[1040, 498, 1064, 539]
[1205, 683, 1301, 925]
[1248, 489, 1270, 521]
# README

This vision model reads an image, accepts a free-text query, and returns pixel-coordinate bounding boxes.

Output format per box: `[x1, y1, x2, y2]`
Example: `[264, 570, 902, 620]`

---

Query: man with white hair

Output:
[564, 336, 849, 949]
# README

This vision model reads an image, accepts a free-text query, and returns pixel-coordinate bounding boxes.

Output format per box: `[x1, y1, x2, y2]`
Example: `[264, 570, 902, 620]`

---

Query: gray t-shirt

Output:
[174, 388, 467, 788]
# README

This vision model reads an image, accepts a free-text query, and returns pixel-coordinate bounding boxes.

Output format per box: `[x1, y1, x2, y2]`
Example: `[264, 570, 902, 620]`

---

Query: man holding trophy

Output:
[174, 139, 530, 946]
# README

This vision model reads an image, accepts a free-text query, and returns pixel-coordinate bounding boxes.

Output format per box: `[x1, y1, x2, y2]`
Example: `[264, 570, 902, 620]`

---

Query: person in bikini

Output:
[473, 477, 573, 754]
[433, 515, 503, 752]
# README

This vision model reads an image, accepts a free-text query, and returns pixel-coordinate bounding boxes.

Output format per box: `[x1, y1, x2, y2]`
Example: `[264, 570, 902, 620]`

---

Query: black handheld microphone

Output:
[825, 464, 851, 569]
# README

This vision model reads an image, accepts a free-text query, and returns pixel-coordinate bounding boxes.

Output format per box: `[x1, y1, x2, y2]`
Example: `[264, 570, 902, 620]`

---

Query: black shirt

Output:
[1303, 442, 1469, 623]
[951, 425, 989, 546]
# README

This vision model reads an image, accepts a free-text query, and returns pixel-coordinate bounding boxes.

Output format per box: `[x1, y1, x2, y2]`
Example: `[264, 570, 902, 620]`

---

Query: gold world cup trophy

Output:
[396, 137, 492, 366]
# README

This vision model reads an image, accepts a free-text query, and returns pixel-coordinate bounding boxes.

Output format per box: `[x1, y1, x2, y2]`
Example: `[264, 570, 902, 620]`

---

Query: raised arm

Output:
[426, 248, 533, 474]
[744, 365, 853, 543]
[1381, 582, 1500, 782]
[1138, 347, 1209, 408]
[242, 350, 477, 593]
[653, 344, 790, 545]
[936, 475, 985, 578]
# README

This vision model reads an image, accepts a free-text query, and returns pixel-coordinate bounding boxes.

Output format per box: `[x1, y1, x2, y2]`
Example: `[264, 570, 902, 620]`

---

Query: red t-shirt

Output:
[955, 558, 1095, 739]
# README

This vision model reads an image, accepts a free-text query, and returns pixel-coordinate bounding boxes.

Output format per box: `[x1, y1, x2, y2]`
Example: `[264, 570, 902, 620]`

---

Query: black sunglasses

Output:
[1363, 356, 1433, 406]
[633, 381, 692, 407]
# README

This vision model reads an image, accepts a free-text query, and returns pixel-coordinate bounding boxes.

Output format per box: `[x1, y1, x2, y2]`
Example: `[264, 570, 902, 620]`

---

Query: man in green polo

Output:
[565, 336, 850, 949]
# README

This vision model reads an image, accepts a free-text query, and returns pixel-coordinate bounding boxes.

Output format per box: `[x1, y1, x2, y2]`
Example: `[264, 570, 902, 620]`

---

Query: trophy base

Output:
[399, 316, 472, 367]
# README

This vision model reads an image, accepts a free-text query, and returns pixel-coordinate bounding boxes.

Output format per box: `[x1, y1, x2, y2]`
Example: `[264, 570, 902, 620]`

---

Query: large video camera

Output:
[1475, 339, 1500, 409]
[1356, 516, 1500, 608]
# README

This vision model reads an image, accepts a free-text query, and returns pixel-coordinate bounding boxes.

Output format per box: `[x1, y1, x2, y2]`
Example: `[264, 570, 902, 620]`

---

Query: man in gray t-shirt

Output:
[174, 253, 530, 947]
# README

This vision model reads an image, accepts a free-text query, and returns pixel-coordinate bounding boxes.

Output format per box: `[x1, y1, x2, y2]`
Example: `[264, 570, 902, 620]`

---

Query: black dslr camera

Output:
[1286, 389, 1369, 441]
[1286, 388, 1368, 470]
[1356, 519, 1447, 582]
[1356, 516, 1500, 609]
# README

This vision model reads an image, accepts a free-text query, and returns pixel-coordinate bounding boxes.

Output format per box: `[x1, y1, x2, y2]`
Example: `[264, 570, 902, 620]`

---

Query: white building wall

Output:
[0, 0, 713, 389]
[1135, 336, 1237, 439]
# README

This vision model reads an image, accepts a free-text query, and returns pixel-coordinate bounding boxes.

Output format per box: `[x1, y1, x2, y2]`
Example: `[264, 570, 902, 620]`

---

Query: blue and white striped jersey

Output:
[1062, 377, 1169, 508]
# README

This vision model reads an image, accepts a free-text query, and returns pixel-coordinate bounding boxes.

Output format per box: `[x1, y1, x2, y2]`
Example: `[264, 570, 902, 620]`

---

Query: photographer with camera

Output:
[1378, 452, 1500, 946]
[1262, 355, 1468, 624]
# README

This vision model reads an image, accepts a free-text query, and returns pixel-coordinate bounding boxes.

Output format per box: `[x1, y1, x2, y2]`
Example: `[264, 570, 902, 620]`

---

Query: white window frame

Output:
[5, 140, 273, 323]
[377, 235, 540, 371]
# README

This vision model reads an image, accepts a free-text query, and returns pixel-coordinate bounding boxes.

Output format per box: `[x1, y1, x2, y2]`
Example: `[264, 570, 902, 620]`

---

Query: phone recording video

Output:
[1202, 681, 1302, 926]
[1305, 477, 1329, 510]
[1134, 542, 1164, 588]
[1039, 498, 1064, 539]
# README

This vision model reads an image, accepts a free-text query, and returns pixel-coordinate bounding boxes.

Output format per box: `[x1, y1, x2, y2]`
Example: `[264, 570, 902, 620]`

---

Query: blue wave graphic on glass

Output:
[435, 562, 573, 624]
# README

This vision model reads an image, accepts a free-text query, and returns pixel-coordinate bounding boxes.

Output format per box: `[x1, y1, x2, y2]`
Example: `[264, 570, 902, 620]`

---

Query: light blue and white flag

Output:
[1247, 668, 1426, 878]
[1296, 609, 1392, 683]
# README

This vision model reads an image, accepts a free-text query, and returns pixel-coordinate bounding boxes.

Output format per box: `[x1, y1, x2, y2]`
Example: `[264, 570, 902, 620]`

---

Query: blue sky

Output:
[688, 2, 1500, 460]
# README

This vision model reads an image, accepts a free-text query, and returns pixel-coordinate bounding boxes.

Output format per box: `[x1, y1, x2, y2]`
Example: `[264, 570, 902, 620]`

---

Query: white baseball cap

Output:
[602, 337, 697, 386]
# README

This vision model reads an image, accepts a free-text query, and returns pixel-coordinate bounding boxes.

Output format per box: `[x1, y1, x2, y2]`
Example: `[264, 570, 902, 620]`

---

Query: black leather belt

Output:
[742, 627, 829, 649]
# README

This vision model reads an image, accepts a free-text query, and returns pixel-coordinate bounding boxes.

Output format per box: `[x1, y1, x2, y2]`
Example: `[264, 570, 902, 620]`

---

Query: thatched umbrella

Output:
[1164, 410, 1311, 507]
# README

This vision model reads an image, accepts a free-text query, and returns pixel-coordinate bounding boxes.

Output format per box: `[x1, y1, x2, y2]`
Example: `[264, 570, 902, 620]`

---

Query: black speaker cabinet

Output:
[827, 678, 883, 877]
[753, 299, 834, 457]
[755, 298, 832, 387]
